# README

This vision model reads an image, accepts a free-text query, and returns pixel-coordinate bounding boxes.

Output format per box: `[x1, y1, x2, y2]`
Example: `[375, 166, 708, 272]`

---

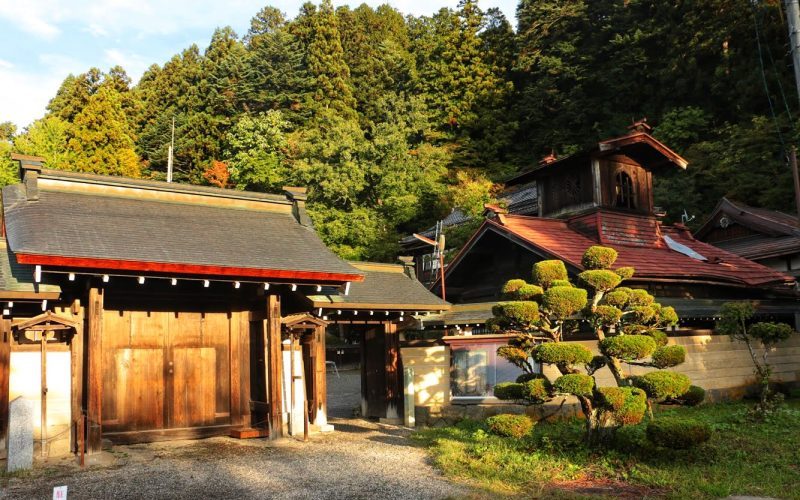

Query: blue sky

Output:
[0, 0, 517, 131]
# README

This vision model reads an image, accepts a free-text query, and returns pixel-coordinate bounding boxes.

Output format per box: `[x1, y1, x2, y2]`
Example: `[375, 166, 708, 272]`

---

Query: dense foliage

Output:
[491, 246, 689, 444]
[485, 413, 535, 438]
[1, 0, 797, 260]
[716, 301, 796, 419]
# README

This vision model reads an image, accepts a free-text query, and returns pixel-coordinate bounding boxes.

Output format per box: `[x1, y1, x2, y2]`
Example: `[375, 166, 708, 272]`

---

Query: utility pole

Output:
[785, 1, 800, 101]
[783, 1, 800, 220]
[167, 116, 175, 183]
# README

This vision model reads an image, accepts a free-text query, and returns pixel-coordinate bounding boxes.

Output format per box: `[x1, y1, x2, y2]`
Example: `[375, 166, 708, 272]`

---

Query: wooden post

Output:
[0, 319, 11, 448]
[383, 321, 402, 422]
[87, 286, 103, 454]
[70, 314, 84, 455]
[40, 332, 47, 457]
[791, 147, 800, 223]
[315, 325, 327, 426]
[266, 294, 283, 439]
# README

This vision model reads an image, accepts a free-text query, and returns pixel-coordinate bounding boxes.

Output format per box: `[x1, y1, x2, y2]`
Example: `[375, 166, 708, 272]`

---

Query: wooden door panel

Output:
[172, 347, 216, 428]
[113, 348, 164, 431]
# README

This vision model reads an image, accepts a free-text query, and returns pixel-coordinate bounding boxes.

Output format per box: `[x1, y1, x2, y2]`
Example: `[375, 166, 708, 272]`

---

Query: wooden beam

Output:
[0, 319, 11, 448]
[265, 294, 283, 439]
[87, 287, 103, 454]
[15, 253, 364, 283]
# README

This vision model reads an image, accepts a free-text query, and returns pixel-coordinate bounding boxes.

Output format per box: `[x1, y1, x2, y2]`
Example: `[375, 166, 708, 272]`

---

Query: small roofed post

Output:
[10, 154, 44, 202]
[283, 186, 312, 227]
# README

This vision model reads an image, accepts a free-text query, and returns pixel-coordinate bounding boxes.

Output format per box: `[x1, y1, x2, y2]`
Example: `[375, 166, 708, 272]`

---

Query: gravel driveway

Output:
[0, 418, 468, 500]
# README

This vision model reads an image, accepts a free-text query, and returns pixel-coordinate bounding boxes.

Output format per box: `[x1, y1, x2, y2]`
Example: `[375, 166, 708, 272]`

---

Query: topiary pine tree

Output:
[717, 302, 796, 419]
[490, 245, 695, 444]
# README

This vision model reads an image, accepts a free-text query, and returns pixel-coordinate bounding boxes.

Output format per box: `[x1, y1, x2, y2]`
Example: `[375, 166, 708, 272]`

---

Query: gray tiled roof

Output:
[418, 302, 496, 326]
[2, 184, 361, 279]
[307, 262, 449, 310]
[0, 239, 61, 296]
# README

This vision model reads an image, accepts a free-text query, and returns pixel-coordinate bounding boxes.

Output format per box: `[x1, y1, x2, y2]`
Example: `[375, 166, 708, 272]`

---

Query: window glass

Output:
[450, 342, 539, 399]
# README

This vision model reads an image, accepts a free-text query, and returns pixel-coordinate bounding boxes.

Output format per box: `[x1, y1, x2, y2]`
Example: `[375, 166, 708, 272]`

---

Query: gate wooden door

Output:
[361, 327, 386, 418]
[103, 307, 230, 436]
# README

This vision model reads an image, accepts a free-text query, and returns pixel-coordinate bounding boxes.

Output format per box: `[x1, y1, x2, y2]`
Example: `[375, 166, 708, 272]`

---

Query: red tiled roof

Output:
[491, 214, 795, 288]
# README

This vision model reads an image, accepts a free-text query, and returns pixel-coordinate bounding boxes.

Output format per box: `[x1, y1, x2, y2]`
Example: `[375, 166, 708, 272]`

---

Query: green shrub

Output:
[749, 322, 795, 344]
[496, 346, 530, 368]
[604, 290, 630, 308]
[550, 279, 572, 288]
[581, 246, 618, 270]
[542, 286, 587, 318]
[501, 279, 527, 296]
[590, 305, 622, 326]
[598, 386, 647, 425]
[651, 345, 686, 368]
[486, 414, 535, 438]
[532, 260, 568, 288]
[679, 385, 706, 406]
[494, 382, 524, 401]
[516, 284, 544, 301]
[627, 289, 655, 306]
[521, 377, 552, 403]
[578, 270, 622, 291]
[641, 329, 668, 347]
[614, 266, 635, 280]
[553, 373, 595, 397]
[629, 305, 656, 323]
[492, 301, 540, 325]
[632, 371, 691, 400]
[658, 306, 679, 326]
[614, 423, 647, 452]
[516, 372, 541, 383]
[600, 335, 657, 360]
[533, 343, 593, 366]
[493, 376, 553, 404]
[646, 418, 711, 449]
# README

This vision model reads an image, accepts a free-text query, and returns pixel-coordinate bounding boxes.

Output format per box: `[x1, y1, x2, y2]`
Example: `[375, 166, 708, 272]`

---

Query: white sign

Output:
[53, 485, 67, 500]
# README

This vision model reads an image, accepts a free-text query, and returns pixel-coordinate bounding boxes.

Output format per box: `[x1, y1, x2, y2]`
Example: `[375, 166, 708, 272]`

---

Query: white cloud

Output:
[0, 59, 13, 69]
[0, 53, 85, 129]
[103, 48, 148, 81]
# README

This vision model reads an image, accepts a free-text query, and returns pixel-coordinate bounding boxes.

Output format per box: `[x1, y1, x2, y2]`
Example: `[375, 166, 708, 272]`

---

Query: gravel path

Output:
[0, 418, 468, 500]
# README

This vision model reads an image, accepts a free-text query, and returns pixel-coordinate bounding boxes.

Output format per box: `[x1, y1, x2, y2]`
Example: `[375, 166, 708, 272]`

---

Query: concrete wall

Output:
[9, 351, 71, 456]
[402, 333, 800, 425]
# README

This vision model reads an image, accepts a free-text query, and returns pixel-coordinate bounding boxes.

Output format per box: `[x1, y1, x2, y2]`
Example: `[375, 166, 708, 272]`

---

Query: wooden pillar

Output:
[265, 294, 283, 439]
[0, 319, 11, 447]
[87, 287, 103, 454]
[70, 322, 84, 454]
[384, 321, 402, 422]
[312, 325, 327, 426]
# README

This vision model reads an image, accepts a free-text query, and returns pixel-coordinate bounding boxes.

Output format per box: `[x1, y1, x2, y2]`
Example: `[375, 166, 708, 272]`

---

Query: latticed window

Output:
[615, 171, 636, 209]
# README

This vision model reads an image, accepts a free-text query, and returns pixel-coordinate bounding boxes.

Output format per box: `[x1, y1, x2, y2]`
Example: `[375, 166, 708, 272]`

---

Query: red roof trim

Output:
[15, 253, 364, 283]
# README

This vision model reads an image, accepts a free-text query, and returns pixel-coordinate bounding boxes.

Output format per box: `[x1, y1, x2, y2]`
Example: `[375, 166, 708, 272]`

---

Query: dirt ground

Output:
[0, 417, 468, 499]
[1, 369, 468, 499]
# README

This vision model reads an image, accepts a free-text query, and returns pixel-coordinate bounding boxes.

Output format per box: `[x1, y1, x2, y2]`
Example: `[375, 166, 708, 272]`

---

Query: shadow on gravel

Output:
[367, 435, 420, 448]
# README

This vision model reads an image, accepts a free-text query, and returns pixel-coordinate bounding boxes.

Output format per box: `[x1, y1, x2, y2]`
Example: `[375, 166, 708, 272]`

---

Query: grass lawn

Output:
[412, 400, 800, 499]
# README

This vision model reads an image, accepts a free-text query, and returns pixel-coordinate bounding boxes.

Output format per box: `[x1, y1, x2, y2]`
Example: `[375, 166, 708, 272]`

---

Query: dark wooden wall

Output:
[599, 157, 653, 215]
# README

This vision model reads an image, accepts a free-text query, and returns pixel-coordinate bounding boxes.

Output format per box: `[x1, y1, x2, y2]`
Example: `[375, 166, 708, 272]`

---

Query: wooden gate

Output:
[101, 306, 235, 437]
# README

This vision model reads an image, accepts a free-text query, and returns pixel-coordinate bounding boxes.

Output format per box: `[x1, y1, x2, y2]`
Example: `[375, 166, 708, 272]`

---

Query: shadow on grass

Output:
[413, 401, 800, 500]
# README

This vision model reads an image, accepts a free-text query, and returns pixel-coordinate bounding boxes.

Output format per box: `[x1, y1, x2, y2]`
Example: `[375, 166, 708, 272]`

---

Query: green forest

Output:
[1, 0, 797, 260]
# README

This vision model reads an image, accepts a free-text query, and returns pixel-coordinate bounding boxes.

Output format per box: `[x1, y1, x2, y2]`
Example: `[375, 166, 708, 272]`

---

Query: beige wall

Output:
[403, 334, 800, 407]
[401, 346, 450, 406]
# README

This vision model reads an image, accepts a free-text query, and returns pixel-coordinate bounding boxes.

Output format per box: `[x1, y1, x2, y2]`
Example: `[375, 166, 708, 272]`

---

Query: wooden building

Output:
[0, 155, 375, 457]
[401, 122, 800, 407]
[695, 197, 800, 279]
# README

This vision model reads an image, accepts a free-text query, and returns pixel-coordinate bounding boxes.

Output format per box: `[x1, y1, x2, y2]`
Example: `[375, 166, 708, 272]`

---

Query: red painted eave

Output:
[14, 253, 365, 283]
